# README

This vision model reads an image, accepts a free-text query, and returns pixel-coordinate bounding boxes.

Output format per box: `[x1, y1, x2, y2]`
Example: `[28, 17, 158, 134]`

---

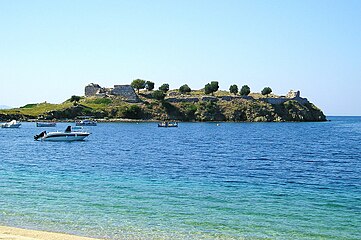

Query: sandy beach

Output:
[0, 226, 102, 240]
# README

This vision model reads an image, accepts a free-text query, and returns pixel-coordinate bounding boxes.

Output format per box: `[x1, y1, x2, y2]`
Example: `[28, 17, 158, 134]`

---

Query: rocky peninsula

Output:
[0, 83, 326, 122]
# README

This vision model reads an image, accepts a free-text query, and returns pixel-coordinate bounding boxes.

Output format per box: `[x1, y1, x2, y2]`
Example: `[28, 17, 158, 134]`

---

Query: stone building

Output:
[84, 83, 139, 103]
[85, 83, 102, 97]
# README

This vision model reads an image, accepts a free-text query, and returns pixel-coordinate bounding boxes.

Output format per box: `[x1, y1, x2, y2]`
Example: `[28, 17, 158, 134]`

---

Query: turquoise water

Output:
[0, 117, 360, 239]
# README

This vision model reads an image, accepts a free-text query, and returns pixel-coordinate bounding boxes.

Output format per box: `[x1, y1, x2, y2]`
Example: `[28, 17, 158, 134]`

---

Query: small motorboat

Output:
[1, 120, 21, 128]
[36, 122, 56, 127]
[75, 119, 97, 126]
[34, 126, 90, 141]
[158, 122, 178, 127]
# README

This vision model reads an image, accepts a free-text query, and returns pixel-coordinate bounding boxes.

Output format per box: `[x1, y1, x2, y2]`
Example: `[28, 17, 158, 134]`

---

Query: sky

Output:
[0, 0, 360, 115]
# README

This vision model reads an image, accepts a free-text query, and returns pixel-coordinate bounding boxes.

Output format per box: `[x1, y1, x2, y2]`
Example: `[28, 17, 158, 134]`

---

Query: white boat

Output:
[158, 121, 178, 127]
[1, 120, 21, 128]
[75, 119, 97, 126]
[36, 122, 56, 127]
[34, 126, 90, 141]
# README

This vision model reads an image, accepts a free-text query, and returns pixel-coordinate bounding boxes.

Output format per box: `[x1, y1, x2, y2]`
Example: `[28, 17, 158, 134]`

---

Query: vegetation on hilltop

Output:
[0, 80, 326, 122]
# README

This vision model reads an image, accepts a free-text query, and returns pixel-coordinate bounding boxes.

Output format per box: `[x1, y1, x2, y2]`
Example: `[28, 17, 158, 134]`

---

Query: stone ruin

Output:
[85, 83, 139, 103]
[265, 90, 308, 105]
[286, 90, 301, 99]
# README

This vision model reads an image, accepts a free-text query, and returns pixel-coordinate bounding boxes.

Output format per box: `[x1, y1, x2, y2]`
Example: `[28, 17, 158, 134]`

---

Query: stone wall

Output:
[111, 85, 139, 103]
[84, 83, 139, 102]
[263, 90, 309, 105]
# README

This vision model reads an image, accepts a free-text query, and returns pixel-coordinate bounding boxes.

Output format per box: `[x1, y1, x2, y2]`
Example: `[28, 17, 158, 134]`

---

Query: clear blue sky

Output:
[0, 0, 360, 115]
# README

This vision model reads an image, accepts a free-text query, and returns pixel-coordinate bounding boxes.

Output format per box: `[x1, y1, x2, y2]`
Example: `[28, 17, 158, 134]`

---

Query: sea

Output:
[0, 116, 360, 240]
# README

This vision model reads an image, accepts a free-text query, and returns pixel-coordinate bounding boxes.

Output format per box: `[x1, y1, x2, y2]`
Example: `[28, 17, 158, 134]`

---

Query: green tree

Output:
[240, 85, 251, 96]
[131, 79, 146, 94]
[145, 81, 155, 91]
[179, 84, 191, 94]
[261, 87, 272, 97]
[204, 81, 219, 95]
[204, 83, 213, 95]
[210, 81, 219, 93]
[229, 84, 238, 95]
[152, 90, 166, 100]
[159, 83, 169, 93]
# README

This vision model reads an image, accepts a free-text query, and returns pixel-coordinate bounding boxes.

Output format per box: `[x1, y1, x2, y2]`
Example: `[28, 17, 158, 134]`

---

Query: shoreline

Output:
[16, 118, 328, 123]
[0, 226, 102, 240]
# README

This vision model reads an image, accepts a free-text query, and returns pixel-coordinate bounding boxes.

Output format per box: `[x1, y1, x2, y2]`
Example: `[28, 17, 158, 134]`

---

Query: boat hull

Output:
[158, 122, 178, 127]
[36, 122, 56, 127]
[41, 132, 90, 141]
[1, 123, 21, 128]
[75, 123, 97, 126]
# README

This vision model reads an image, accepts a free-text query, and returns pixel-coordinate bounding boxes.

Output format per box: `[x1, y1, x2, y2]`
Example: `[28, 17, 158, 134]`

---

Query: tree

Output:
[204, 83, 213, 95]
[210, 81, 219, 93]
[145, 81, 155, 91]
[240, 85, 251, 96]
[204, 81, 219, 95]
[179, 84, 191, 94]
[131, 79, 146, 94]
[229, 84, 238, 95]
[261, 87, 272, 97]
[159, 83, 169, 93]
[152, 90, 165, 100]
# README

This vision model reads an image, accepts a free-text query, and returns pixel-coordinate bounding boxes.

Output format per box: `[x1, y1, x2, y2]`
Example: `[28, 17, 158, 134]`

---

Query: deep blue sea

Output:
[0, 117, 360, 239]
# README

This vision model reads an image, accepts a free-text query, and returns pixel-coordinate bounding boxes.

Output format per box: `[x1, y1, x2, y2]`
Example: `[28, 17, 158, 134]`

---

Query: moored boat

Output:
[1, 120, 21, 128]
[75, 119, 97, 126]
[158, 122, 178, 127]
[34, 126, 90, 141]
[36, 122, 56, 127]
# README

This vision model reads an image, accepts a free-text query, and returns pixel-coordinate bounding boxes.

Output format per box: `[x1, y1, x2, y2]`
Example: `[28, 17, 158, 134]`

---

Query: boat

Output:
[75, 119, 97, 126]
[158, 121, 178, 127]
[1, 120, 21, 128]
[36, 122, 56, 127]
[34, 126, 90, 141]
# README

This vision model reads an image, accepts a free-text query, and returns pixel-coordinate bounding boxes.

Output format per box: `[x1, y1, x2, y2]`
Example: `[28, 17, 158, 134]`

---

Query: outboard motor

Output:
[65, 126, 72, 132]
[34, 131, 46, 141]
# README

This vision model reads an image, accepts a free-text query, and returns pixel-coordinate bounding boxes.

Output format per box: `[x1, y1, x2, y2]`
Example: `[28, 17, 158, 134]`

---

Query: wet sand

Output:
[0, 226, 102, 240]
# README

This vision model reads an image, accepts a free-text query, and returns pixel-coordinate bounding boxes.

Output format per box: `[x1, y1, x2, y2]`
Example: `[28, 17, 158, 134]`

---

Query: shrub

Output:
[90, 98, 112, 105]
[152, 90, 166, 100]
[70, 95, 81, 103]
[120, 105, 143, 119]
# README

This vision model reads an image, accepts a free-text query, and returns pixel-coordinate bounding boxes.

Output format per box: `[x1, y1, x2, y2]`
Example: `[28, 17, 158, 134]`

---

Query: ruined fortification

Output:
[85, 83, 139, 103]
[165, 90, 309, 105]
[263, 90, 308, 105]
